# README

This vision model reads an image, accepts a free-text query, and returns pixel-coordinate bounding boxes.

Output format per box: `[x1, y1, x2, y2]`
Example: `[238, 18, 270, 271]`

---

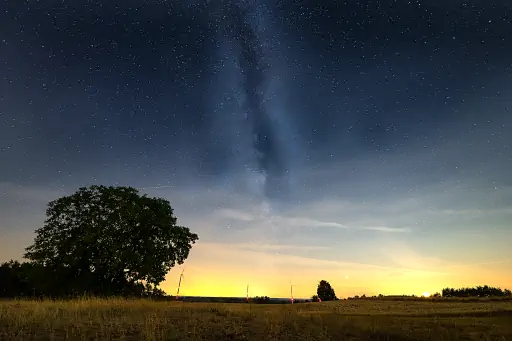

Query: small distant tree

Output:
[317, 280, 337, 301]
[311, 294, 320, 302]
[252, 296, 270, 304]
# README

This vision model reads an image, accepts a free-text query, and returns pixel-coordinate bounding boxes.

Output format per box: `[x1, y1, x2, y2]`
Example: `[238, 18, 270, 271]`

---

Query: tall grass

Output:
[1, 297, 511, 340]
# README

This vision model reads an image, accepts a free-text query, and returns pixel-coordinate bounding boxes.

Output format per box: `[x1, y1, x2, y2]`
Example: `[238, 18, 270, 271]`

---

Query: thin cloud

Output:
[274, 216, 347, 229]
[444, 259, 512, 269]
[212, 207, 347, 229]
[214, 207, 410, 233]
[234, 243, 330, 251]
[217, 208, 255, 221]
[138, 184, 174, 190]
[197, 242, 448, 275]
[363, 226, 412, 233]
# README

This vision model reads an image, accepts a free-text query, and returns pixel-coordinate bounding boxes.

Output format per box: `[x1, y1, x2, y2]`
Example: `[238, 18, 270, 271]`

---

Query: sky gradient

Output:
[1, 0, 512, 298]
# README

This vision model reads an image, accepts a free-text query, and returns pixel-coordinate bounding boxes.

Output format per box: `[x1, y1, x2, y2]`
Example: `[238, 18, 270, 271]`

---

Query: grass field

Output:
[1, 298, 512, 340]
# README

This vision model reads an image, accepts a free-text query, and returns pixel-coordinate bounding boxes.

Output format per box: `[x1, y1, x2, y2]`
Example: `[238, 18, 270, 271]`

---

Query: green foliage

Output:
[317, 280, 337, 301]
[17, 185, 198, 298]
[442, 285, 511, 298]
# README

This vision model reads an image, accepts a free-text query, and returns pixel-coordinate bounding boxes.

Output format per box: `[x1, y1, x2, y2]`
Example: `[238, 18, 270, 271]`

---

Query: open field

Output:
[1, 298, 512, 340]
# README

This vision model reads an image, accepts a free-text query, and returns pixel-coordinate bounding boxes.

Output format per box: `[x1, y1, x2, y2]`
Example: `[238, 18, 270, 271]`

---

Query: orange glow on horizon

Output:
[159, 242, 512, 299]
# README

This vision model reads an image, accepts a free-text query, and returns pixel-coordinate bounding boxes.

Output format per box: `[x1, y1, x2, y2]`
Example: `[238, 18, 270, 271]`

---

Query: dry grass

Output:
[1, 297, 512, 340]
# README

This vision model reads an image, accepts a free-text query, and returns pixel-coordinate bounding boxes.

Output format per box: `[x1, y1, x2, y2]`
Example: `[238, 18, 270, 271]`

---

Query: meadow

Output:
[1, 298, 512, 341]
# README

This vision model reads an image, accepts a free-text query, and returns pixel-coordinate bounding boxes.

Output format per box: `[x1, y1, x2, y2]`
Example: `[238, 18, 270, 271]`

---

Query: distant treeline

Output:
[442, 286, 511, 298]
[343, 286, 512, 301]
[0, 260, 165, 299]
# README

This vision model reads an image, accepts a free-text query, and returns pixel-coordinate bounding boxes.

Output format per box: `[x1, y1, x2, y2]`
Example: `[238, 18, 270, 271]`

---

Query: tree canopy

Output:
[317, 280, 337, 301]
[23, 185, 198, 297]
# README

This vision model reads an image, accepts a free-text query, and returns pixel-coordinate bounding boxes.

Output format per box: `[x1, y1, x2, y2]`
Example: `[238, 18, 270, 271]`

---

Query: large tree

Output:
[24, 185, 198, 296]
[317, 280, 337, 301]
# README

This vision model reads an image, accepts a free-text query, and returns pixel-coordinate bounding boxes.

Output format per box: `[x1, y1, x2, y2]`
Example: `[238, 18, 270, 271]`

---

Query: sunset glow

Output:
[159, 241, 512, 298]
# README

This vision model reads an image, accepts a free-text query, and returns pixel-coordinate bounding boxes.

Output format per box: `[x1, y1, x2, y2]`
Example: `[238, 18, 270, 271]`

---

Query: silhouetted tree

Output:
[0, 261, 22, 297]
[23, 185, 198, 297]
[252, 296, 270, 303]
[0, 260, 50, 298]
[317, 280, 337, 301]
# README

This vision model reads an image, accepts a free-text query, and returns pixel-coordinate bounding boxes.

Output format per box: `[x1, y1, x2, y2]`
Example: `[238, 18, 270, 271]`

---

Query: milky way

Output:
[206, 0, 296, 199]
[1, 0, 512, 295]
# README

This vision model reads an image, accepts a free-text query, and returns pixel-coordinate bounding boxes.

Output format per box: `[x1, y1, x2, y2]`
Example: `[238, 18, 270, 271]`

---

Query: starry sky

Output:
[1, 0, 512, 298]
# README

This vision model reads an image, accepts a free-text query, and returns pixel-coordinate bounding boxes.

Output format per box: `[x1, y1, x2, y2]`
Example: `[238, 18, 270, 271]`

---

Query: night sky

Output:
[1, 0, 512, 298]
